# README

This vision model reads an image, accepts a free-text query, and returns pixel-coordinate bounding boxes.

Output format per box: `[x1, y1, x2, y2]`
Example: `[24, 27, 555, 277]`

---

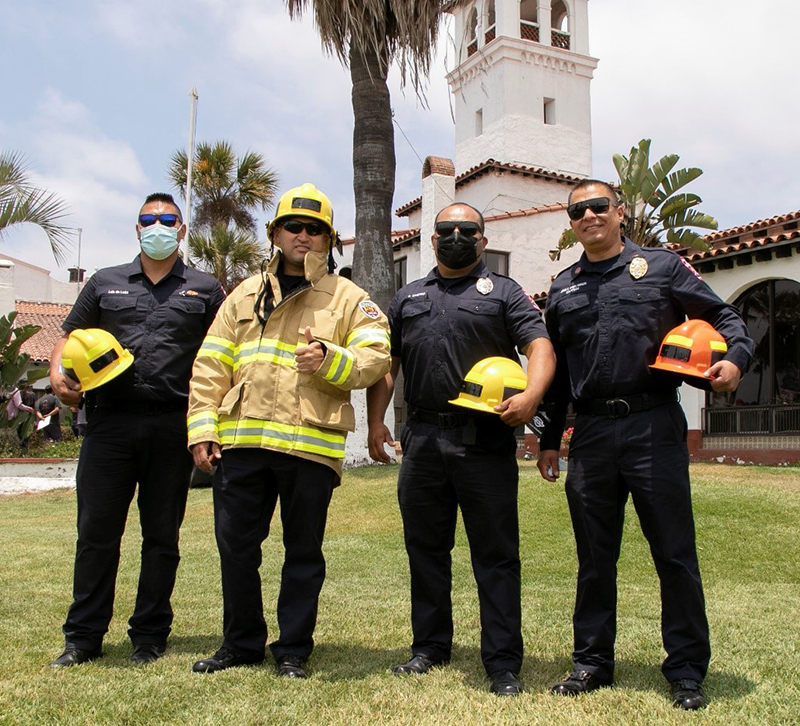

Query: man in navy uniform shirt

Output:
[368, 202, 555, 696]
[48, 193, 226, 667]
[538, 180, 753, 709]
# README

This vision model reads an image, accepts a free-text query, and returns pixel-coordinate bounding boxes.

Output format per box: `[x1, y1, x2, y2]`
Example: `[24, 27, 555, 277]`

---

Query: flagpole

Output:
[183, 87, 199, 260]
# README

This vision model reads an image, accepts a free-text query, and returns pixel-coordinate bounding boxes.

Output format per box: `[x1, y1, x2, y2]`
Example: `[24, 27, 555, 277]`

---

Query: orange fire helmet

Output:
[649, 320, 727, 390]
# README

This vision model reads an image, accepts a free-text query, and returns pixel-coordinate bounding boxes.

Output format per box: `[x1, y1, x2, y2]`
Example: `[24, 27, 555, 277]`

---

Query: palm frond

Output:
[285, 0, 443, 98]
[0, 152, 73, 263]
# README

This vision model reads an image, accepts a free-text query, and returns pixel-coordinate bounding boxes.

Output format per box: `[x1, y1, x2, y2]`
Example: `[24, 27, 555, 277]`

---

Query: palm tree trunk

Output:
[349, 42, 396, 313]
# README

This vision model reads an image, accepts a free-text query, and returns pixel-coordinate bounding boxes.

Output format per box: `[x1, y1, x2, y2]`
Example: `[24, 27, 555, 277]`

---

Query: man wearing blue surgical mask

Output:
[47, 192, 226, 668]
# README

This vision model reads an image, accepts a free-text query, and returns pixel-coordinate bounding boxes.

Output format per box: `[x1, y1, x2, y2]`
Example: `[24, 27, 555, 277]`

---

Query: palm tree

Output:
[169, 141, 280, 236]
[188, 222, 266, 293]
[0, 151, 72, 263]
[552, 139, 718, 261]
[285, 1, 444, 312]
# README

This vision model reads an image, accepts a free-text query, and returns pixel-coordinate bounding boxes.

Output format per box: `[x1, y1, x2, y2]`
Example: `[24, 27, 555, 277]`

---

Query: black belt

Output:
[573, 390, 678, 418]
[97, 400, 187, 415]
[409, 407, 473, 429]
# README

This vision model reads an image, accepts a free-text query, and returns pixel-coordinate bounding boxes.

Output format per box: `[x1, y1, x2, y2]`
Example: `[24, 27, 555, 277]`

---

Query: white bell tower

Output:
[446, 0, 598, 177]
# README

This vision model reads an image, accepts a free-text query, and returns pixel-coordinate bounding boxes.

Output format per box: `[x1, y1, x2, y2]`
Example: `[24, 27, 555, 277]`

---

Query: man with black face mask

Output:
[367, 202, 555, 696]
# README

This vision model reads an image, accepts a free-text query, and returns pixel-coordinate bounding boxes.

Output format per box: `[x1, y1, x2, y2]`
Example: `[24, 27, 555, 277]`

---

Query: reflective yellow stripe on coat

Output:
[217, 418, 346, 459]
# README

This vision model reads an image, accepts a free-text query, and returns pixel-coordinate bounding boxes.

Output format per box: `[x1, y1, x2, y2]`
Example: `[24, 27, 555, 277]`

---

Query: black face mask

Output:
[436, 231, 479, 269]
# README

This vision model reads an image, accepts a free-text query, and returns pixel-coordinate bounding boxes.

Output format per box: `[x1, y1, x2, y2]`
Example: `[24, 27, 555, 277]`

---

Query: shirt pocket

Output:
[99, 295, 138, 331]
[399, 300, 432, 347]
[616, 286, 663, 333]
[168, 296, 207, 344]
[555, 293, 593, 346]
[453, 298, 503, 343]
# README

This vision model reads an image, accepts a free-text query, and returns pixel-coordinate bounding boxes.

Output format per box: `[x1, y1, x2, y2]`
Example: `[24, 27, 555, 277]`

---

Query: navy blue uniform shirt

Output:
[63, 255, 226, 405]
[388, 261, 548, 412]
[539, 237, 754, 449]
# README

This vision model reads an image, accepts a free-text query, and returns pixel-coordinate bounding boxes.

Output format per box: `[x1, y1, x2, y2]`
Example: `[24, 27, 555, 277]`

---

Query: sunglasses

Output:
[434, 221, 482, 238]
[567, 197, 613, 221]
[281, 219, 327, 236]
[139, 213, 181, 228]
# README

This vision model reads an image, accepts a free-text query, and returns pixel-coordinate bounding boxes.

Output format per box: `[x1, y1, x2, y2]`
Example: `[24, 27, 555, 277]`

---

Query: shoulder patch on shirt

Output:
[679, 256, 704, 281]
[358, 300, 381, 319]
[522, 289, 542, 311]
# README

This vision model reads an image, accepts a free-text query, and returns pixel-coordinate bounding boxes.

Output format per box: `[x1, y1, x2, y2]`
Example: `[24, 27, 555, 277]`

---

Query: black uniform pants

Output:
[397, 419, 522, 675]
[564, 403, 710, 683]
[63, 408, 192, 650]
[213, 448, 336, 661]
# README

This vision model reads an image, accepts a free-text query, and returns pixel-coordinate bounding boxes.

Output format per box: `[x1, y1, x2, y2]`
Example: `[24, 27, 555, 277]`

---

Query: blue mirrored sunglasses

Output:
[139, 213, 180, 228]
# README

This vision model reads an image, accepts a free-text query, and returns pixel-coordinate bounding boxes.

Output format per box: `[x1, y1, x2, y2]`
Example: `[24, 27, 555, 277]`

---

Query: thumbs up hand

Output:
[295, 326, 326, 373]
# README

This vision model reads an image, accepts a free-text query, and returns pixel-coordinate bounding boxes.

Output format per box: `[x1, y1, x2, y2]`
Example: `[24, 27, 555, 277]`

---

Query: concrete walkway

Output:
[0, 459, 77, 496]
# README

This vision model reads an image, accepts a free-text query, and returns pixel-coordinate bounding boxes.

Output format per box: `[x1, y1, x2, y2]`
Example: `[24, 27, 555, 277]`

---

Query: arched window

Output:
[485, 1, 496, 45]
[467, 6, 478, 57]
[520, 0, 540, 42]
[551, 0, 571, 49]
[727, 279, 800, 406]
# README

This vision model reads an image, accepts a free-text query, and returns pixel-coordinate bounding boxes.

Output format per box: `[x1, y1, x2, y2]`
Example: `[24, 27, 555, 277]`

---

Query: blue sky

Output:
[2, 0, 798, 281]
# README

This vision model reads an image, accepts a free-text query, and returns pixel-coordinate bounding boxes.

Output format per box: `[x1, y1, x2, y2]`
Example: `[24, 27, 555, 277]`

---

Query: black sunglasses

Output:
[281, 219, 327, 236]
[434, 221, 482, 238]
[139, 213, 181, 228]
[567, 197, 613, 221]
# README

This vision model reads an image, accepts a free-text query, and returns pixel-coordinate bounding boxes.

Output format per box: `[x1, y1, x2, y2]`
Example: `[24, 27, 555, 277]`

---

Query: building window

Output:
[551, 0, 571, 49]
[467, 6, 478, 57]
[475, 108, 483, 136]
[723, 279, 800, 406]
[484, 250, 509, 276]
[544, 98, 556, 125]
[520, 0, 540, 42]
[485, 0, 496, 44]
[394, 257, 407, 291]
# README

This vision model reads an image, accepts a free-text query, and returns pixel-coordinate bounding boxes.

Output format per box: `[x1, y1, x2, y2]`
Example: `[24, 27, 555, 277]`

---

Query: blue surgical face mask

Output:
[139, 223, 179, 260]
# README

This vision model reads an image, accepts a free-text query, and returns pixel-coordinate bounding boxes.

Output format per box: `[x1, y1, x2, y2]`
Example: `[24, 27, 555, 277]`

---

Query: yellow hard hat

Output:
[449, 356, 527, 414]
[266, 182, 339, 246]
[61, 328, 134, 391]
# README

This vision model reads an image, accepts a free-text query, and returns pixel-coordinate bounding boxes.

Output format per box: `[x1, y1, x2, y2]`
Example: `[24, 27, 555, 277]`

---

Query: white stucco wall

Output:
[447, 35, 596, 176]
[0, 255, 81, 310]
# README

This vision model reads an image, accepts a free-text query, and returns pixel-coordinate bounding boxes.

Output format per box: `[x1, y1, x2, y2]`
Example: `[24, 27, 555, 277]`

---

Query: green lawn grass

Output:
[0, 462, 798, 726]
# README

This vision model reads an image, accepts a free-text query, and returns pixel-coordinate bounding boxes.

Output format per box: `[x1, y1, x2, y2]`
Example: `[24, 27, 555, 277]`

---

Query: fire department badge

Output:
[358, 300, 381, 319]
[629, 257, 648, 280]
[476, 277, 494, 295]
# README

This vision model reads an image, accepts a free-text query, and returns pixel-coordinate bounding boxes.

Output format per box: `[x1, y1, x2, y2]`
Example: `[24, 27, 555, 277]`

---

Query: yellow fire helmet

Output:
[61, 328, 134, 391]
[649, 319, 728, 391]
[266, 182, 342, 253]
[449, 356, 528, 414]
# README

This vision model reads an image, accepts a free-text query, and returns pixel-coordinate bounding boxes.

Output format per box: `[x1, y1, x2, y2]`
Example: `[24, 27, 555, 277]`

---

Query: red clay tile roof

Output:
[674, 210, 800, 263]
[15, 301, 71, 363]
[396, 159, 585, 217]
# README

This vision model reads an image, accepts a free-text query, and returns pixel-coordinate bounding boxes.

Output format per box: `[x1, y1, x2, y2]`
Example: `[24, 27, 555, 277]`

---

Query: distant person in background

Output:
[70, 401, 88, 438]
[37, 386, 62, 442]
[6, 387, 36, 449]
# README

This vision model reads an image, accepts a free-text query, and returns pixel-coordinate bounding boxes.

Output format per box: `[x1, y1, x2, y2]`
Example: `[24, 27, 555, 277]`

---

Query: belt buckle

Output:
[606, 398, 630, 419]
[438, 412, 458, 428]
